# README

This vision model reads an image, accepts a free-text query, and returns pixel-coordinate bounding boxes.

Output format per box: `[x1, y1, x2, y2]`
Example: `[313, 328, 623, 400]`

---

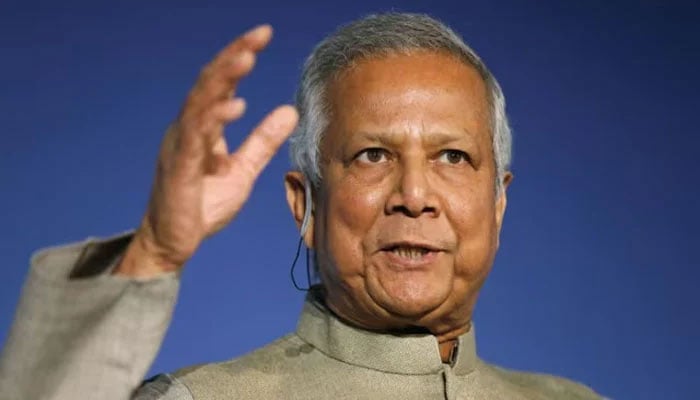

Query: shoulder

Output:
[477, 359, 604, 400]
[137, 333, 346, 400]
[134, 334, 306, 399]
[168, 334, 313, 399]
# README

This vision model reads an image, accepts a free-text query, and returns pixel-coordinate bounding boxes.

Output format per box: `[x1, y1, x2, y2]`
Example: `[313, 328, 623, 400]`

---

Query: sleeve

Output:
[0, 233, 181, 400]
[132, 374, 194, 400]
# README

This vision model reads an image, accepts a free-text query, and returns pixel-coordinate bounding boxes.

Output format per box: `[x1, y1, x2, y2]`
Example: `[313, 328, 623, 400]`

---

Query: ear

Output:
[495, 171, 513, 246]
[285, 171, 315, 249]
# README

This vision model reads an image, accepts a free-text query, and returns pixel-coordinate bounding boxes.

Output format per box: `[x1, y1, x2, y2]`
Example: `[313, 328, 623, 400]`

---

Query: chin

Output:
[368, 272, 452, 319]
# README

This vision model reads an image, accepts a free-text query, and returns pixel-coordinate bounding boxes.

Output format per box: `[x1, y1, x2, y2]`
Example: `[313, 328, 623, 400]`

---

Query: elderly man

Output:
[0, 13, 603, 400]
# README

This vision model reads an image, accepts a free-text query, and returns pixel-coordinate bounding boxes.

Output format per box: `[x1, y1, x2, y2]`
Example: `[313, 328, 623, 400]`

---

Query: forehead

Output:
[323, 51, 491, 148]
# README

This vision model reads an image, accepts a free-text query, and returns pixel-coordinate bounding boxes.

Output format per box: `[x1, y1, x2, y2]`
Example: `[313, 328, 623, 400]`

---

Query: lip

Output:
[379, 240, 445, 252]
[379, 241, 445, 270]
[380, 248, 441, 270]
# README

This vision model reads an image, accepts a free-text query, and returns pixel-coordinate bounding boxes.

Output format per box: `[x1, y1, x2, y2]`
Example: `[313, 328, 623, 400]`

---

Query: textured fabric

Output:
[0, 233, 180, 400]
[133, 374, 193, 400]
[296, 287, 477, 376]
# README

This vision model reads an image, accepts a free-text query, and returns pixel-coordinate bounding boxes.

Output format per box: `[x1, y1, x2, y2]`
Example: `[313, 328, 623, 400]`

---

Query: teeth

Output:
[391, 246, 428, 259]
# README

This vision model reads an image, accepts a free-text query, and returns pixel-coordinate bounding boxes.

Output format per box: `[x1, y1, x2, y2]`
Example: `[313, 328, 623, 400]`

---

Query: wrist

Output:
[113, 231, 182, 278]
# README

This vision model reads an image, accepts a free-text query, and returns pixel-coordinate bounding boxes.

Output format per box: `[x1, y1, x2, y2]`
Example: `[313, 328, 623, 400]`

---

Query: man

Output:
[0, 13, 604, 400]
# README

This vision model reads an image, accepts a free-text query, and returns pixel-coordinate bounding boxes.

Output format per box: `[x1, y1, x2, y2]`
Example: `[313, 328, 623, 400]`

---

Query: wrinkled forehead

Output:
[319, 51, 492, 156]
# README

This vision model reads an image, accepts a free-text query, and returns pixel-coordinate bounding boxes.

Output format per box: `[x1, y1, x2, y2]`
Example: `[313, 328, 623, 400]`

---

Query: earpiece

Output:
[299, 179, 313, 237]
[291, 178, 313, 291]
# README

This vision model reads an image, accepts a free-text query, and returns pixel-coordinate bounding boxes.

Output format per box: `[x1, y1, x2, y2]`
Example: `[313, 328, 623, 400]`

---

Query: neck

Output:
[436, 322, 470, 363]
[439, 338, 459, 363]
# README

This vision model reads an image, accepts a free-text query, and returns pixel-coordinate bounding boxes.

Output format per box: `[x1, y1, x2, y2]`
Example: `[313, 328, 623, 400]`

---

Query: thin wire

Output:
[305, 247, 312, 288]
[290, 237, 309, 291]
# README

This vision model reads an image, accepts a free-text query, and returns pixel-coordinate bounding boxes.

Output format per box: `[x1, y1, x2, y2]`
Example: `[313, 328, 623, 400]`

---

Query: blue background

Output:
[1, 1, 698, 399]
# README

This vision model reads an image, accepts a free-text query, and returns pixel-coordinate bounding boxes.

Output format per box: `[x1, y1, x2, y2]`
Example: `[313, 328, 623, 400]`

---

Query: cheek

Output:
[321, 178, 387, 276]
[446, 186, 498, 278]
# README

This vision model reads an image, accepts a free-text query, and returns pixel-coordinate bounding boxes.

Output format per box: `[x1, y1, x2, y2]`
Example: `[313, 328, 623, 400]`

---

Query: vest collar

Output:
[295, 288, 478, 376]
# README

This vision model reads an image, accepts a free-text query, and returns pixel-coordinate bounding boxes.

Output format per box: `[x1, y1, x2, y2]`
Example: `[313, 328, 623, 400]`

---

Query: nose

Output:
[385, 158, 440, 218]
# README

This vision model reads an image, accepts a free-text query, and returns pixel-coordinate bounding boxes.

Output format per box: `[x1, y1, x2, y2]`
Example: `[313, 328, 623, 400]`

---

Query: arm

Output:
[0, 234, 179, 400]
[0, 23, 298, 400]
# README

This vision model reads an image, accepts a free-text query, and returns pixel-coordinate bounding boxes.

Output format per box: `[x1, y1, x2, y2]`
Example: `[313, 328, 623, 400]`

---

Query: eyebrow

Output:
[353, 128, 479, 148]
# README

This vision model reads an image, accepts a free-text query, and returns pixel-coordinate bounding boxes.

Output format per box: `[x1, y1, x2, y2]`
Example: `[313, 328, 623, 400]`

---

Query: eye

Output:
[356, 148, 389, 164]
[438, 149, 471, 165]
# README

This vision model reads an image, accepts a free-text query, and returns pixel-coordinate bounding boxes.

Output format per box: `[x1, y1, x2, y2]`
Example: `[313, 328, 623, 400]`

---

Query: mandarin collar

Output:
[295, 288, 478, 376]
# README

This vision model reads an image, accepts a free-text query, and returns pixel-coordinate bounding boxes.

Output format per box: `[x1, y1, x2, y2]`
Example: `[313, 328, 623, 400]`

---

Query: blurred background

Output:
[1, 1, 698, 398]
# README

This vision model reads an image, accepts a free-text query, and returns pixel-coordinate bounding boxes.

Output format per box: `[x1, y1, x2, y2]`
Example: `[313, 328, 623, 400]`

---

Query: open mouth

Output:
[387, 245, 432, 260]
[380, 241, 443, 267]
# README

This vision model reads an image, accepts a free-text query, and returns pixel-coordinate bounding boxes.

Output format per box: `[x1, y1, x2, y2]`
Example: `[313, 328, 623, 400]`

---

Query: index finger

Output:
[205, 24, 273, 76]
[207, 24, 273, 87]
[218, 24, 273, 59]
[185, 25, 273, 114]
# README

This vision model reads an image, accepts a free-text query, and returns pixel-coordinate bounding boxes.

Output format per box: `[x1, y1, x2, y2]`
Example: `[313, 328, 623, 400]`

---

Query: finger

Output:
[206, 97, 247, 129]
[183, 52, 255, 119]
[214, 24, 273, 64]
[202, 99, 247, 175]
[212, 135, 229, 156]
[203, 24, 273, 92]
[231, 105, 299, 180]
[174, 98, 246, 171]
[185, 25, 272, 113]
[199, 96, 245, 152]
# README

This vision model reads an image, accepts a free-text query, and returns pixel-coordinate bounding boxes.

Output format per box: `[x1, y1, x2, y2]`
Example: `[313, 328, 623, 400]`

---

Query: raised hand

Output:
[114, 25, 298, 278]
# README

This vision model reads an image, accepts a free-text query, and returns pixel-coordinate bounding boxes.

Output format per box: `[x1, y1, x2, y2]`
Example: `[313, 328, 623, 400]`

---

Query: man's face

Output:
[292, 51, 509, 336]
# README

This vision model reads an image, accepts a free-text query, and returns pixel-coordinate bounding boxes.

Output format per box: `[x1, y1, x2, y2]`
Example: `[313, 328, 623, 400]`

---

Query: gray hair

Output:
[289, 12, 512, 195]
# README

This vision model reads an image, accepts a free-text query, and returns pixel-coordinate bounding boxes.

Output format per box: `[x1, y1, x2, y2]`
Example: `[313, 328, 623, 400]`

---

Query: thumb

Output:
[231, 105, 299, 179]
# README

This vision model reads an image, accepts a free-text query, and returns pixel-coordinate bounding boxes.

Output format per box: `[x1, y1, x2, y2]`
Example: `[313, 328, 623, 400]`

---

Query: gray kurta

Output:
[0, 234, 605, 399]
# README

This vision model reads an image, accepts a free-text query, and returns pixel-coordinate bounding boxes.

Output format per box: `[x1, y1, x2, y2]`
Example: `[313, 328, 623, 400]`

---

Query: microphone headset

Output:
[291, 179, 313, 291]
[300, 182, 313, 237]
